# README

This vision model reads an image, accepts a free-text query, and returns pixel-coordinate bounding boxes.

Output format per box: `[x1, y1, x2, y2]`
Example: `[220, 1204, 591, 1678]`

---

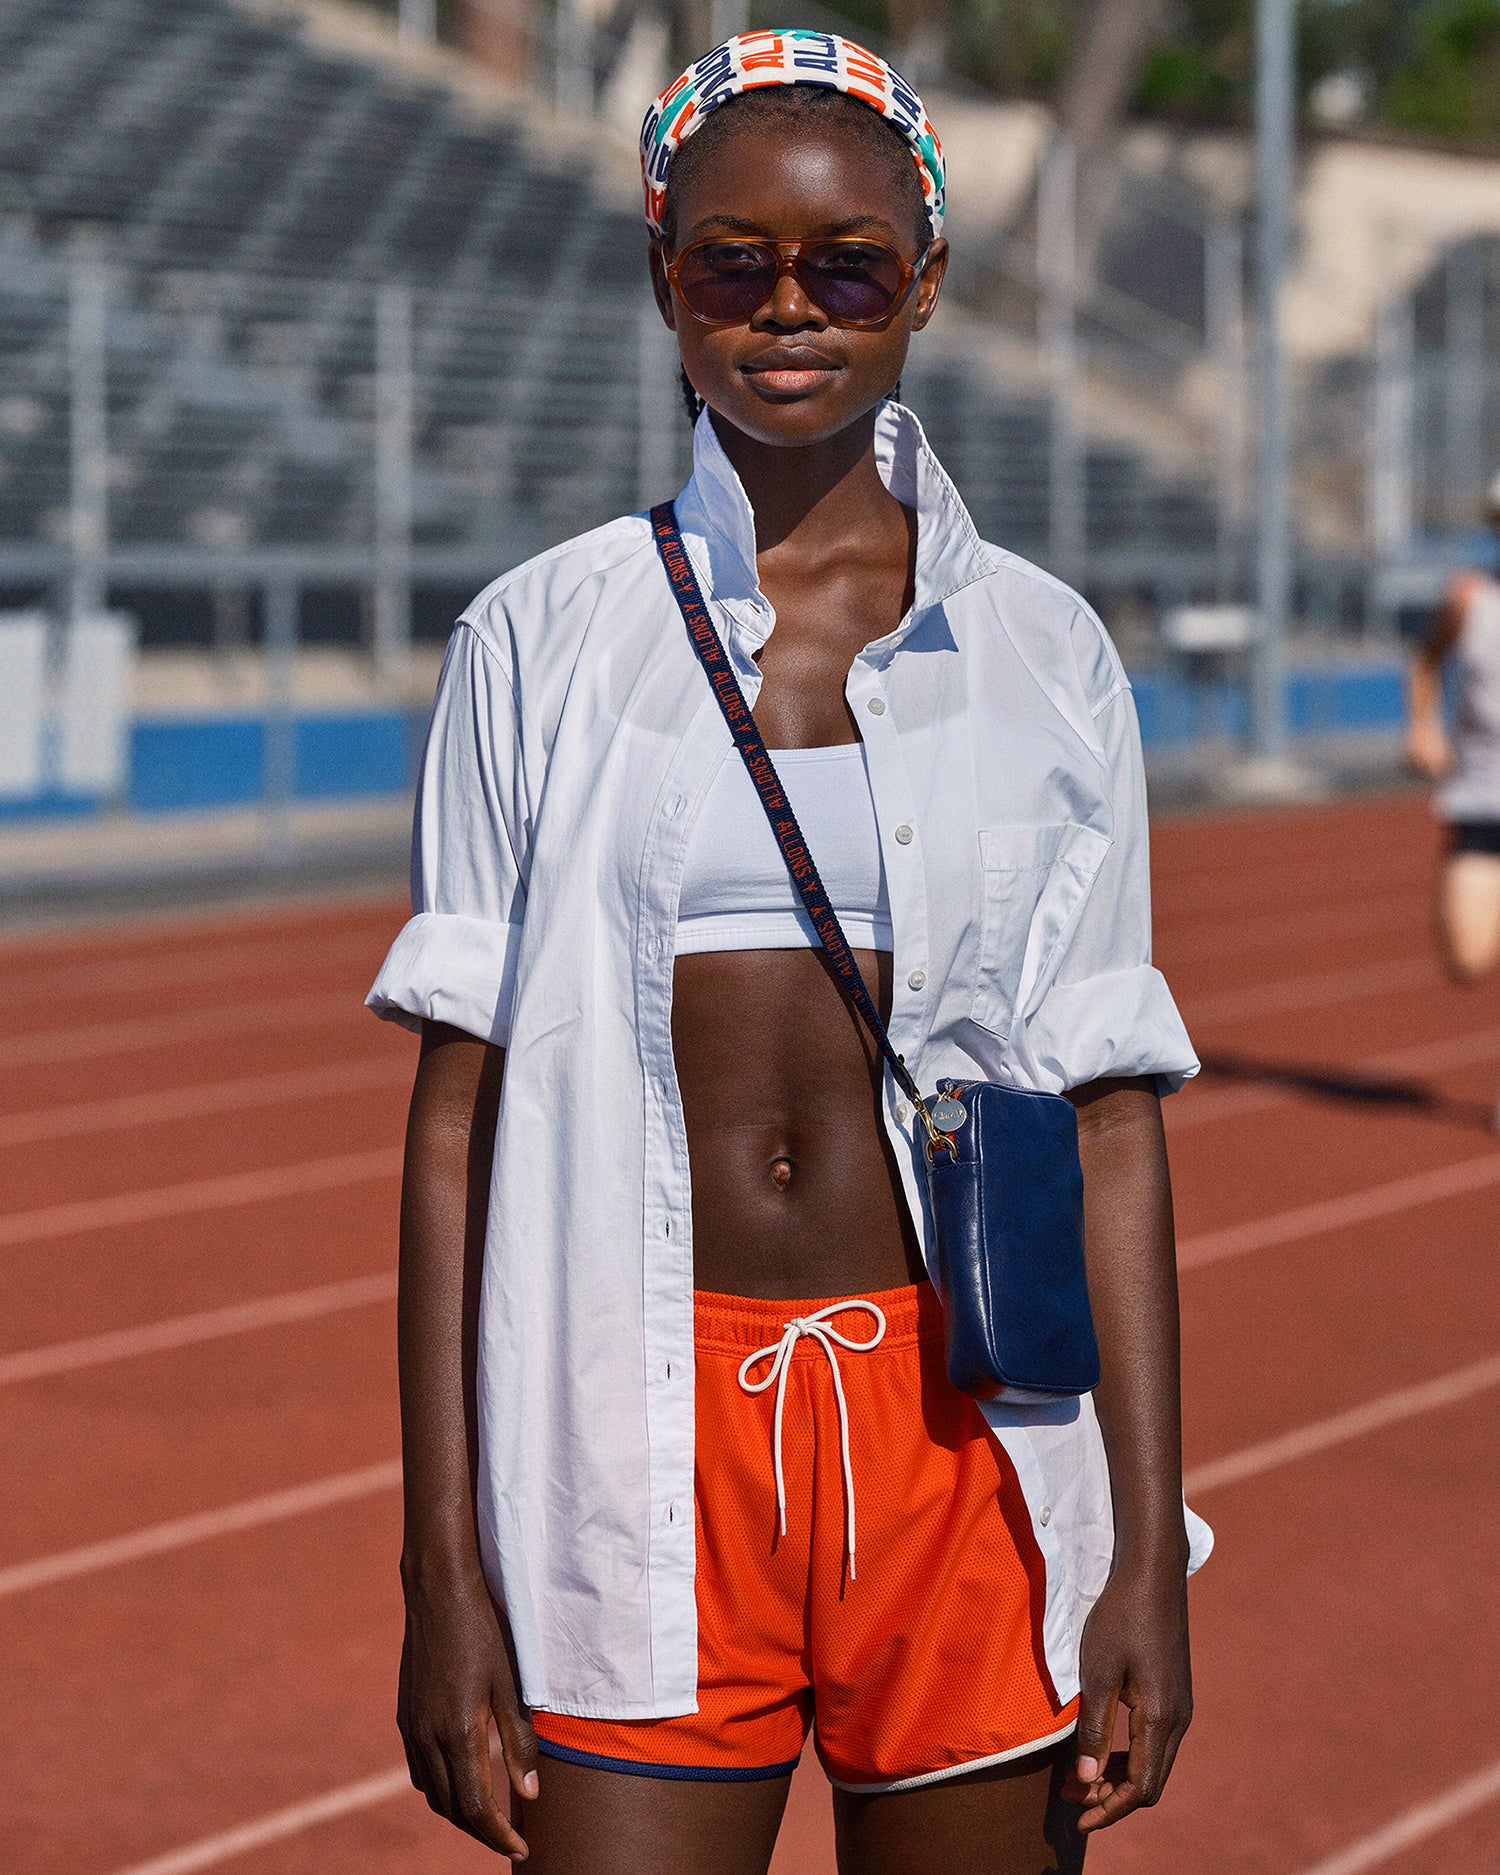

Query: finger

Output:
[1076, 1748, 1135, 1832]
[397, 1668, 424, 1793]
[1070, 1674, 1120, 1796]
[442, 1722, 530, 1861]
[1077, 1683, 1190, 1835]
[411, 1728, 455, 1819]
[495, 1688, 541, 1803]
[1121, 1684, 1187, 1815]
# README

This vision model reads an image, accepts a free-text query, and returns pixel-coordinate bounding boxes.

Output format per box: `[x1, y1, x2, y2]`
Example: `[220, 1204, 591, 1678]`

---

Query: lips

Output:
[740, 345, 842, 396]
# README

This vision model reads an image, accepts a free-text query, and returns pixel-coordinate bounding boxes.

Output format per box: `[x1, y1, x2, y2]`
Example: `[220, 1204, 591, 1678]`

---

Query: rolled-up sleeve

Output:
[367, 621, 529, 1046]
[1023, 682, 1198, 1095]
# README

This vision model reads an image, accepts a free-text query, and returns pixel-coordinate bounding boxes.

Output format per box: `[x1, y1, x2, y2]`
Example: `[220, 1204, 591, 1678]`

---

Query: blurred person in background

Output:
[369, 30, 1207, 1872]
[1406, 472, 1500, 1125]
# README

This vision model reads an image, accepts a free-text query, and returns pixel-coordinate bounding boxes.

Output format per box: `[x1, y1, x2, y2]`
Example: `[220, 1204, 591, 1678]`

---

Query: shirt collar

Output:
[672, 398, 996, 650]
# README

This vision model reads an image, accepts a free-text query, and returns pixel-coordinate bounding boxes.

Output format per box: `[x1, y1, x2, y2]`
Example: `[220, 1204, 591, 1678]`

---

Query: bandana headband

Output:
[640, 29, 945, 244]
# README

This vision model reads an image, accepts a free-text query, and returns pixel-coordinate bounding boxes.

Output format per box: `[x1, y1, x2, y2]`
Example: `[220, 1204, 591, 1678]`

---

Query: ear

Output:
[648, 242, 678, 332]
[910, 237, 948, 333]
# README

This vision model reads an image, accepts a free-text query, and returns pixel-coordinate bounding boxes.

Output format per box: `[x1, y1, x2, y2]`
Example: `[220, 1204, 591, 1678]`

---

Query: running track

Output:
[4, 793, 1497, 1875]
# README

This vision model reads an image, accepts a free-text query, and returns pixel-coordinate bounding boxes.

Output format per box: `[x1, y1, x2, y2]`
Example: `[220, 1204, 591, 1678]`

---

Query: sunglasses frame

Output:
[663, 235, 930, 329]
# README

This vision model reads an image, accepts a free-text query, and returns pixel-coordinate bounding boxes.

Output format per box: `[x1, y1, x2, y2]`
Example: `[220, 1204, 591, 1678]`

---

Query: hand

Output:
[1406, 717, 1452, 779]
[398, 1556, 539, 1860]
[1060, 1559, 1192, 1832]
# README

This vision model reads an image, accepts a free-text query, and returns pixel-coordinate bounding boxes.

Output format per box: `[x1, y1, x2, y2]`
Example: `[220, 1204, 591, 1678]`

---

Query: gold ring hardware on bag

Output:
[913, 1094, 957, 1161]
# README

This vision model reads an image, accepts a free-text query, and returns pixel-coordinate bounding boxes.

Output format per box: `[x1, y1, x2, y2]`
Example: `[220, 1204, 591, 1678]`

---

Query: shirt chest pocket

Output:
[970, 823, 1113, 1040]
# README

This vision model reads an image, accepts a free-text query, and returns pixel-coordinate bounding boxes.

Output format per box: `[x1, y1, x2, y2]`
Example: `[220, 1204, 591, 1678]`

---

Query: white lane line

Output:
[0, 1271, 397, 1386]
[0, 1055, 409, 1148]
[0, 1459, 402, 1599]
[1178, 954, 1434, 1030]
[1159, 891, 1425, 969]
[1177, 1153, 1500, 1271]
[1290, 1758, 1500, 1875]
[1184, 1351, 1500, 1495]
[1168, 1021, 1500, 1132]
[104, 1765, 412, 1875]
[0, 990, 356, 1069]
[0, 924, 386, 1009]
[0, 1147, 402, 1249]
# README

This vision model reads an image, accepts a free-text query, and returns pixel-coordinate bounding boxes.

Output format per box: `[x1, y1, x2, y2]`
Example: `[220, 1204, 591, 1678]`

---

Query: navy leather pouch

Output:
[923, 1079, 1099, 1401]
[651, 501, 1100, 1404]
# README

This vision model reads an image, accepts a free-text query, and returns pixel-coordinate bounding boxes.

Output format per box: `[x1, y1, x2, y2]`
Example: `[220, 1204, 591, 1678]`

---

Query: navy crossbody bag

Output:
[651, 502, 1101, 1404]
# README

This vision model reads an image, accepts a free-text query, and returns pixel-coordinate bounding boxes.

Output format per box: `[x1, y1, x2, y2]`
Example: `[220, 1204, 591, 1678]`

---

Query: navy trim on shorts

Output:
[536, 1736, 801, 1782]
[1448, 819, 1500, 857]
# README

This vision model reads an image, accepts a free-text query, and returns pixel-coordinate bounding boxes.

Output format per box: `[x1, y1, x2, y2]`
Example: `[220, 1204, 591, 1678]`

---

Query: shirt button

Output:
[907, 968, 926, 990]
[894, 824, 914, 845]
[1039, 1505, 1052, 1526]
[895, 1102, 911, 1123]
[867, 696, 886, 715]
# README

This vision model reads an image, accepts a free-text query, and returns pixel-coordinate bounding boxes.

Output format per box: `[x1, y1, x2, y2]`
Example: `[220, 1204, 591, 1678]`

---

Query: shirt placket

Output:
[844, 639, 937, 1244]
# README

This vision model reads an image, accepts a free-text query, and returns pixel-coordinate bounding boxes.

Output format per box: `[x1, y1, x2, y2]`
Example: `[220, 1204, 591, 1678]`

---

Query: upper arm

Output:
[369, 623, 532, 1047]
[1018, 655, 1199, 1096]
[1420, 575, 1475, 666]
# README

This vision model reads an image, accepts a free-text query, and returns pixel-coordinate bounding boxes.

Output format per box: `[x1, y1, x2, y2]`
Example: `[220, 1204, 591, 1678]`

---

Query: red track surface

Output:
[5, 793, 1498, 1874]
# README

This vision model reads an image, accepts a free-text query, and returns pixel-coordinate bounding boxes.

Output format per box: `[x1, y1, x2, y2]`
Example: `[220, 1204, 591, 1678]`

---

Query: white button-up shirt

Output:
[368, 401, 1209, 1722]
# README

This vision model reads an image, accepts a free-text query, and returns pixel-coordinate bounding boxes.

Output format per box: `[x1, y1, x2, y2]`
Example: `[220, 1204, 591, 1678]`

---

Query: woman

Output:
[1407, 474, 1500, 1047]
[370, 32, 1209, 1873]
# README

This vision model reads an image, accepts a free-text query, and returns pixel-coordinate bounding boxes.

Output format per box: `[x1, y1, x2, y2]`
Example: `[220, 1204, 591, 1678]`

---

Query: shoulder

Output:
[971, 540, 1129, 718]
[1424, 568, 1491, 657]
[1447, 569, 1491, 616]
[459, 513, 659, 664]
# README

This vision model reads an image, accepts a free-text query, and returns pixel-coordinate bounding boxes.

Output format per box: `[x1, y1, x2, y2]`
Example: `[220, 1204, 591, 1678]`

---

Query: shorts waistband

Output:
[693, 1279, 941, 1353]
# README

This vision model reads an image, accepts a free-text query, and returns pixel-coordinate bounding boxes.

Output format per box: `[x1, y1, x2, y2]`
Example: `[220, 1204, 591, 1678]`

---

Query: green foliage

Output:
[939, 0, 1500, 145]
[949, 0, 1074, 96]
[1384, 0, 1500, 139]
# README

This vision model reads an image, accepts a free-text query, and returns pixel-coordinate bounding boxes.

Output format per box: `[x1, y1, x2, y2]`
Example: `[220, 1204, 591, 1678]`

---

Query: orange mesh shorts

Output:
[533, 1282, 1078, 1792]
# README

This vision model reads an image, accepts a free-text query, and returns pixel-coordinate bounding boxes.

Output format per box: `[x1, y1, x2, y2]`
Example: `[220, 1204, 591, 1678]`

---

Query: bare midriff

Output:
[671, 945, 924, 1299]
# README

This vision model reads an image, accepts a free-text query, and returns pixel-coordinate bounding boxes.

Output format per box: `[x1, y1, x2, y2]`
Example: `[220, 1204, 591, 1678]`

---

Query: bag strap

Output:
[650, 501, 947, 1153]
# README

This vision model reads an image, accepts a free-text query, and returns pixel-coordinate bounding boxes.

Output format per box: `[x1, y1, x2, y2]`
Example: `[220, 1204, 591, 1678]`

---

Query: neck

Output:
[709, 406, 902, 558]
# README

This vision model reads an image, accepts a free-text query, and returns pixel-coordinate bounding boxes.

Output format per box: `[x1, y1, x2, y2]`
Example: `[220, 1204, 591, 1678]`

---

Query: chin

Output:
[714, 389, 881, 449]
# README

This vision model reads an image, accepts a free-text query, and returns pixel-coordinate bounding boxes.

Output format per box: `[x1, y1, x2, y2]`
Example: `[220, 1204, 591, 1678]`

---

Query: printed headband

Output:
[640, 29, 946, 243]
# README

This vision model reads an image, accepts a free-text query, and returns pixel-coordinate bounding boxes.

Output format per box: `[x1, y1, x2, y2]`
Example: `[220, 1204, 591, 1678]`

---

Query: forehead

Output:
[669, 116, 911, 240]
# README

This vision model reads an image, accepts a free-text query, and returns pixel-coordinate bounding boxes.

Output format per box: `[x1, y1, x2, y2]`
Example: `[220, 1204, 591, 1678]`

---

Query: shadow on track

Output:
[1196, 1050, 1497, 1134]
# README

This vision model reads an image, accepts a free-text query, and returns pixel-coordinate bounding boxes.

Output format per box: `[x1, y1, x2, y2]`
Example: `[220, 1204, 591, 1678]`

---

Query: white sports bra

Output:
[676, 743, 893, 955]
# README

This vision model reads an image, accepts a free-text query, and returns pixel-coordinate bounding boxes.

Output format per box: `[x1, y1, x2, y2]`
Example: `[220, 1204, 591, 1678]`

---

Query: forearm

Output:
[394, 1024, 536, 1853]
[1071, 1076, 1187, 1571]
[397, 1022, 505, 1584]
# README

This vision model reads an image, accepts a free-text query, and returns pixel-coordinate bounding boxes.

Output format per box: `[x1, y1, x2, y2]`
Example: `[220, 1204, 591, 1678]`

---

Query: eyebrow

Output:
[688, 213, 901, 238]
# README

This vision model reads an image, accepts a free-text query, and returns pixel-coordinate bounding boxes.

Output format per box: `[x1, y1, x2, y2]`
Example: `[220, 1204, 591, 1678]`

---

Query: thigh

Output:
[1437, 850, 1500, 980]
[523, 1755, 792, 1875]
[832, 1740, 1084, 1875]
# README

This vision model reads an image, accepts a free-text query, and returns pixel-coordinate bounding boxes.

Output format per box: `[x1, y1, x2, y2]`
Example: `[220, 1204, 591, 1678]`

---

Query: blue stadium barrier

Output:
[127, 708, 425, 814]
[0, 659, 1412, 825]
[1130, 661, 1406, 749]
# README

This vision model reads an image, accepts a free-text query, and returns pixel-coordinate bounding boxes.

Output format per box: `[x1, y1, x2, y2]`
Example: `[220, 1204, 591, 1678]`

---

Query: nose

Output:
[752, 254, 826, 332]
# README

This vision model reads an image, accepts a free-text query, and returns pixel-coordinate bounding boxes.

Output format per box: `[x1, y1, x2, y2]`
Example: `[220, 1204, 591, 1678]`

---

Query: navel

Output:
[769, 1156, 795, 1191]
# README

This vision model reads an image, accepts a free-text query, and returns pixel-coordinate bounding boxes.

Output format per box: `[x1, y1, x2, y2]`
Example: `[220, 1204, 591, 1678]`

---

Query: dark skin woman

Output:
[396, 98, 1191, 1874]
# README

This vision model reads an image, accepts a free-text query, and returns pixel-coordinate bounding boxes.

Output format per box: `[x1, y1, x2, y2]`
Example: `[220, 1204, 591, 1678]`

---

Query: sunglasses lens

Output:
[673, 240, 914, 326]
[675, 242, 778, 323]
[800, 242, 908, 323]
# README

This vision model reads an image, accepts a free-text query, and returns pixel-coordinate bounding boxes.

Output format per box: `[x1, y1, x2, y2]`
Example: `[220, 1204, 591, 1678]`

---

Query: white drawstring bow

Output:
[736, 1299, 887, 1581]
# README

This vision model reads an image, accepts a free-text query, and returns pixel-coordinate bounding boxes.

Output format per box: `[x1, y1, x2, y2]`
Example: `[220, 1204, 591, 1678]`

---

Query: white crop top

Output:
[676, 742, 893, 954]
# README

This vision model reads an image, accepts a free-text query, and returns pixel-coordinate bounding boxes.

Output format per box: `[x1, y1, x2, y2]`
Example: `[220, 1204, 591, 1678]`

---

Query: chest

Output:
[750, 547, 914, 747]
